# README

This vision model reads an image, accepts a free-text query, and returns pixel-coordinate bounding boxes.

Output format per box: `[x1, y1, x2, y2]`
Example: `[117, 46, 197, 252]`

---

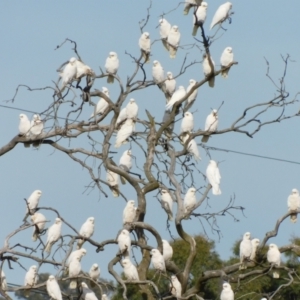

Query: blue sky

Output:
[1, 0, 300, 297]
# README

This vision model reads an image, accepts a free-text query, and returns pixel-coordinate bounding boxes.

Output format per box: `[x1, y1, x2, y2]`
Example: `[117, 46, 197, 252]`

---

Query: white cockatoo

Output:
[90, 87, 110, 119]
[77, 217, 95, 249]
[180, 112, 194, 134]
[192, 2, 208, 36]
[206, 160, 221, 195]
[267, 243, 281, 278]
[239, 232, 252, 269]
[165, 86, 186, 111]
[210, 2, 233, 30]
[59, 57, 77, 91]
[47, 275, 62, 300]
[31, 212, 47, 242]
[182, 135, 201, 161]
[74, 59, 94, 80]
[167, 25, 180, 58]
[115, 119, 134, 148]
[117, 229, 131, 257]
[69, 255, 81, 289]
[116, 107, 127, 128]
[139, 32, 151, 63]
[81, 282, 98, 300]
[119, 150, 132, 184]
[89, 263, 100, 287]
[25, 190, 42, 215]
[67, 248, 87, 267]
[202, 109, 218, 143]
[162, 240, 173, 261]
[152, 60, 164, 86]
[122, 259, 139, 281]
[158, 18, 171, 50]
[19, 114, 31, 147]
[220, 47, 234, 78]
[123, 200, 136, 224]
[126, 99, 138, 120]
[287, 189, 300, 223]
[30, 114, 43, 138]
[220, 282, 234, 300]
[183, 0, 203, 15]
[164, 71, 176, 102]
[24, 265, 38, 296]
[170, 275, 182, 298]
[184, 187, 197, 216]
[102, 295, 110, 300]
[1, 270, 7, 291]
[150, 249, 166, 273]
[250, 238, 260, 261]
[45, 218, 62, 253]
[106, 169, 120, 197]
[184, 79, 198, 112]
[105, 52, 119, 84]
[202, 54, 215, 88]
[161, 189, 173, 221]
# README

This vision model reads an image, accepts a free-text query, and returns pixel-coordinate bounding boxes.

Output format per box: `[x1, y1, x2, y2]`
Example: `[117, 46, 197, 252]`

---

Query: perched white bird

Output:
[165, 86, 186, 111]
[126, 99, 138, 120]
[202, 109, 218, 143]
[119, 150, 132, 184]
[202, 54, 215, 88]
[183, 0, 203, 15]
[192, 2, 208, 36]
[24, 265, 38, 296]
[45, 218, 62, 253]
[31, 212, 47, 241]
[158, 18, 171, 50]
[116, 107, 127, 128]
[123, 200, 136, 224]
[167, 25, 180, 58]
[267, 243, 281, 278]
[26, 190, 42, 214]
[170, 275, 182, 298]
[182, 135, 201, 161]
[139, 32, 151, 63]
[239, 232, 252, 269]
[1, 270, 7, 291]
[162, 110, 175, 139]
[59, 57, 77, 91]
[184, 79, 198, 112]
[46, 275, 62, 300]
[184, 187, 197, 216]
[115, 119, 134, 148]
[102, 294, 110, 300]
[220, 47, 234, 78]
[206, 160, 221, 195]
[180, 112, 194, 134]
[287, 189, 300, 223]
[164, 72, 176, 101]
[162, 240, 173, 261]
[122, 259, 139, 281]
[150, 249, 166, 273]
[250, 238, 260, 261]
[161, 189, 173, 221]
[30, 114, 43, 139]
[65, 249, 87, 275]
[106, 169, 120, 197]
[220, 282, 234, 300]
[89, 263, 100, 287]
[210, 2, 233, 30]
[105, 52, 119, 84]
[152, 60, 164, 86]
[69, 255, 81, 289]
[81, 282, 98, 300]
[74, 59, 94, 80]
[19, 114, 31, 147]
[77, 217, 95, 249]
[117, 229, 131, 257]
[90, 87, 110, 119]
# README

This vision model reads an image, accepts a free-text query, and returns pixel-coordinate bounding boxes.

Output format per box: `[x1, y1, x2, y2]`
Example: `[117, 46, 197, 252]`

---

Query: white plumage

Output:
[123, 200, 136, 224]
[89, 263, 100, 287]
[267, 243, 281, 278]
[59, 57, 77, 91]
[239, 232, 252, 269]
[66, 249, 87, 270]
[210, 2, 232, 30]
[118, 229, 131, 257]
[164, 71, 176, 101]
[152, 60, 164, 85]
[165, 86, 186, 111]
[77, 217, 95, 249]
[90, 87, 110, 119]
[119, 150, 132, 184]
[182, 135, 201, 161]
[167, 25, 180, 59]
[183, 0, 203, 15]
[170, 275, 182, 298]
[287, 189, 300, 223]
[30, 114, 43, 137]
[202, 54, 215, 88]
[115, 119, 134, 148]
[26, 190, 42, 214]
[69, 255, 81, 289]
[106, 169, 120, 197]
[45, 218, 62, 253]
[180, 112, 194, 134]
[220, 282, 234, 300]
[1, 270, 7, 291]
[184, 79, 198, 111]
[116, 108, 127, 128]
[24, 265, 38, 293]
[105, 52, 119, 84]
[139, 32, 151, 63]
[192, 2, 208, 36]
[202, 109, 218, 143]
[122, 258, 139, 281]
[81, 282, 98, 300]
[74, 59, 94, 80]
[102, 294, 110, 300]
[126, 99, 138, 120]
[184, 187, 197, 215]
[250, 238, 260, 261]
[19, 114, 31, 147]
[46, 275, 62, 300]
[220, 47, 234, 78]
[31, 212, 46, 242]
[150, 249, 166, 272]
[162, 240, 173, 261]
[161, 189, 173, 221]
[206, 160, 221, 195]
